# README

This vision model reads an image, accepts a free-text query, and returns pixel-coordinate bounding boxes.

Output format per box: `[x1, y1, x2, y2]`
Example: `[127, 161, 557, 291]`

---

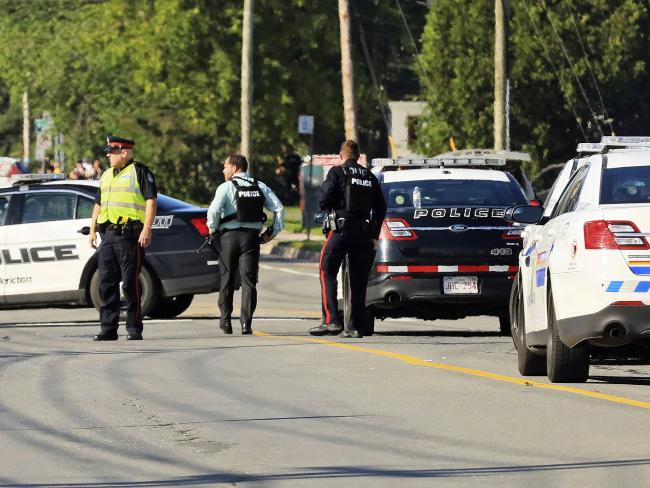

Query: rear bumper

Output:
[148, 250, 220, 297]
[367, 274, 514, 318]
[557, 305, 650, 348]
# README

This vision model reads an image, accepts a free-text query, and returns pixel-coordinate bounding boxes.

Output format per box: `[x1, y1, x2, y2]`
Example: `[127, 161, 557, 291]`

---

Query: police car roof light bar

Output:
[576, 143, 604, 154]
[372, 149, 530, 172]
[10, 173, 65, 185]
[599, 136, 650, 153]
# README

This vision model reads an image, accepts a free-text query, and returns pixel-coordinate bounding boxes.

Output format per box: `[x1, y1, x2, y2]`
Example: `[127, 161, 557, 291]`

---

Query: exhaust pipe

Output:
[385, 292, 401, 305]
[604, 323, 627, 339]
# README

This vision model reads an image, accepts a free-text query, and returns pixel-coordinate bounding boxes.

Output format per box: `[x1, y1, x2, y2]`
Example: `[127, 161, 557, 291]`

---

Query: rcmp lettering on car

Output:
[414, 208, 506, 219]
[0, 245, 79, 265]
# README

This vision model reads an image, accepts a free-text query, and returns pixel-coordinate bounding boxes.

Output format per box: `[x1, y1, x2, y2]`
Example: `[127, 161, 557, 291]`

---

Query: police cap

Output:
[103, 135, 135, 155]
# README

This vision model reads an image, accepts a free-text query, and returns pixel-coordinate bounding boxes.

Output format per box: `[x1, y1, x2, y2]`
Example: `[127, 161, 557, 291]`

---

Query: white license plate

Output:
[443, 276, 478, 295]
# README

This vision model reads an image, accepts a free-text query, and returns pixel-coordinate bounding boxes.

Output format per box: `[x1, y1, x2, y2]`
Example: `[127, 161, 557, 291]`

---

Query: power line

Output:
[519, 0, 588, 140]
[539, 0, 604, 137]
[393, 0, 452, 134]
[565, 0, 613, 134]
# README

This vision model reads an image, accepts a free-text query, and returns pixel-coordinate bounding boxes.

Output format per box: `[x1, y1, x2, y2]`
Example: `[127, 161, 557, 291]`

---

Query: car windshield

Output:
[382, 179, 527, 209]
[600, 166, 650, 204]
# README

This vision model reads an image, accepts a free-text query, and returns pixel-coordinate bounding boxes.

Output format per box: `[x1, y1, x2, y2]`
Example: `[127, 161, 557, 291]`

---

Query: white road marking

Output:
[260, 263, 319, 278]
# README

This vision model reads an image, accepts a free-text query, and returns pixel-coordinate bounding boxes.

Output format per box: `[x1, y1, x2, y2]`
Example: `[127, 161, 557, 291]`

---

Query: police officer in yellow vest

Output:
[89, 136, 158, 341]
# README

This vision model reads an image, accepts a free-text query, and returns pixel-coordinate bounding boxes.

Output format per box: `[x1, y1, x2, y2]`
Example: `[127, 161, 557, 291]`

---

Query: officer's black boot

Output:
[93, 331, 118, 341]
[308, 323, 343, 336]
[241, 325, 253, 335]
[219, 320, 233, 335]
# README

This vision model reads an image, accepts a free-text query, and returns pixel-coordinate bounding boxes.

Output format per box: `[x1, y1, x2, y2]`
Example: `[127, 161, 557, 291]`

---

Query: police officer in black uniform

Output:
[207, 154, 284, 335]
[89, 136, 158, 341]
[309, 140, 386, 338]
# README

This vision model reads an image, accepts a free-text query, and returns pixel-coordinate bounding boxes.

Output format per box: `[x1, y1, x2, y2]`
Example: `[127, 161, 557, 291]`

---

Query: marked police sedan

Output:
[342, 151, 533, 336]
[0, 174, 218, 318]
[509, 136, 650, 383]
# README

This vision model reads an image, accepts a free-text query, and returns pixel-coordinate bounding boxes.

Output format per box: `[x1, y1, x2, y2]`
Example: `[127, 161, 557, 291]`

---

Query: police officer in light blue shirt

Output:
[207, 154, 285, 335]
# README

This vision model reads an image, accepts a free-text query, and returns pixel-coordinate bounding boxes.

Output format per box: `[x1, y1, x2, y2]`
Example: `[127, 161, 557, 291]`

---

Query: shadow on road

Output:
[374, 330, 504, 338]
[3, 457, 650, 486]
[589, 376, 650, 386]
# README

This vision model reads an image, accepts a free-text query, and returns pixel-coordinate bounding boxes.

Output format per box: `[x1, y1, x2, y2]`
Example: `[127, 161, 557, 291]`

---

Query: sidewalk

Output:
[260, 228, 324, 261]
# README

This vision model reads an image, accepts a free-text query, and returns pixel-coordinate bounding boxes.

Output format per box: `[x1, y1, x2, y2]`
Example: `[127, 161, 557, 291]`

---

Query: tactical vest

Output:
[97, 162, 146, 224]
[227, 177, 266, 223]
[343, 166, 373, 214]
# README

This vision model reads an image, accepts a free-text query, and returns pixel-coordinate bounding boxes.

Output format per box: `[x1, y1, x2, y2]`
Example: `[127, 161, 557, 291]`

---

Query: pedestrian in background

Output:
[309, 140, 386, 338]
[275, 144, 302, 205]
[207, 154, 284, 335]
[89, 136, 157, 341]
[86, 158, 104, 179]
[69, 160, 86, 180]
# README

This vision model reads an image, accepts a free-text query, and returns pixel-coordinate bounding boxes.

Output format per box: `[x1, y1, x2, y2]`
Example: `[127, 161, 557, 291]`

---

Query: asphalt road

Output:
[1, 256, 650, 487]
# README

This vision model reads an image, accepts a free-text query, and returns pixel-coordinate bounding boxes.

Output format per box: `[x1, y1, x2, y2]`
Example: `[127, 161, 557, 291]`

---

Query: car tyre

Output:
[510, 275, 546, 376]
[546, 290, 589, 383]
[89, 266, 158, 318]
[147, 294, 194, 319]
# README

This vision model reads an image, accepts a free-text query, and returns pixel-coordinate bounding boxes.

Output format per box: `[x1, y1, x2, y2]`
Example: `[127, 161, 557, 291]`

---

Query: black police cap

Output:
[103, 135, 135, 154]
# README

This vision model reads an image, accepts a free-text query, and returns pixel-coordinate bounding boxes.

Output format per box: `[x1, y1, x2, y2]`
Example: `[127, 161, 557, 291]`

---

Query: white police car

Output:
[509, 136, 650, 382]
[0, 174, 219, 318]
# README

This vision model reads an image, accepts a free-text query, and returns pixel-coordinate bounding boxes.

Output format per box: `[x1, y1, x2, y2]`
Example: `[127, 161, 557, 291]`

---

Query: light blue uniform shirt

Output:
[207, 172, 285, 236]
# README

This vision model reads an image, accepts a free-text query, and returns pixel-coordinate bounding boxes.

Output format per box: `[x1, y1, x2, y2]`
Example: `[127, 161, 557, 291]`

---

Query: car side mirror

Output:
[504, 205, 545, 224]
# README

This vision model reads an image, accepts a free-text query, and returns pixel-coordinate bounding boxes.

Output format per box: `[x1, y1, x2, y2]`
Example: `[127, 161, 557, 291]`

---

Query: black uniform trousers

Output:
[98, 229, 144, 334]
[320, 229, 374, 332]
[218, 228, 260, 329]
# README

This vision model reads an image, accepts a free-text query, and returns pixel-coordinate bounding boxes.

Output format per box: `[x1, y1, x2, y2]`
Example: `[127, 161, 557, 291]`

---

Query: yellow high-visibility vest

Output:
[97, 162, 146, 224]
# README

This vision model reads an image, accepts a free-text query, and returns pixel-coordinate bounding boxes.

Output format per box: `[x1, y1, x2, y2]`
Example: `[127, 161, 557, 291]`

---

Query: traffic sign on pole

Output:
[298, 115, 314, 135]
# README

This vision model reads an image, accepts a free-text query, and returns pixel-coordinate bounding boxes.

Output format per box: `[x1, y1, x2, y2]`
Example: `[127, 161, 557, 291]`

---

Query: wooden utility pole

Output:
[338, 0, 357, 141]
[241, 0, 254, 172]
[22, 91, 30, 162]
[494, 0, 506, 150]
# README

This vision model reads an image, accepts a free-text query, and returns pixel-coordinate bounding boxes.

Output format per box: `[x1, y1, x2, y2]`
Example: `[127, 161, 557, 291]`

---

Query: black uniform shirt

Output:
[94, 160, 158, 205]
[319, 159, 387, 239]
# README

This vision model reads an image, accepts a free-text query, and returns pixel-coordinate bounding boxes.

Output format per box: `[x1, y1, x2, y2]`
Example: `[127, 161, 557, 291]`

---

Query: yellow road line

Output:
[254, 331, 650, 411]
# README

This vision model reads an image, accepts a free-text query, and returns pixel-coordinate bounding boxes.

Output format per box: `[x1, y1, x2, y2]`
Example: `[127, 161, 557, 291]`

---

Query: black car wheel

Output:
[147, 294, 194, 319]
[89, 266, 158, 318]
[510, 275, 546, 376]
[546, 288, 589, 383]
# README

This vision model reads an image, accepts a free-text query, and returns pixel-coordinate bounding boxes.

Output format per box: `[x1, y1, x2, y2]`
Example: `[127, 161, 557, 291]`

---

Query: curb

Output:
[262, 243, 320, 262]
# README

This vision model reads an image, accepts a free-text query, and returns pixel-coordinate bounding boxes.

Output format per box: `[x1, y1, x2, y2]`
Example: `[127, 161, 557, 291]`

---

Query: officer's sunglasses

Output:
[104, 147, 124, 156]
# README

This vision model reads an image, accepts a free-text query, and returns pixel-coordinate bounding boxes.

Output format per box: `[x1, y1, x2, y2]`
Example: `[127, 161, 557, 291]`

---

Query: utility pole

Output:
[22, 91, 30, 163]
[241, 0, 254, 172]
[338, 0, 357, 141]
[494, 0, 507, 150]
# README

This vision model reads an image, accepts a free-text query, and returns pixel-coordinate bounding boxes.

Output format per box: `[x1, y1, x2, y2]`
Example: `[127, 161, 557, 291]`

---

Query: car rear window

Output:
[600, 166, 650, 204]
[382, 179, 527, 209]
[157, 194, 200, 212]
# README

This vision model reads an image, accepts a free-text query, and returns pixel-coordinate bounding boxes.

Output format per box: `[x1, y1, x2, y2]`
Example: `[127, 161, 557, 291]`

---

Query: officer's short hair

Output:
[340, 140, 360, 160]
[227, 154, 248, 172]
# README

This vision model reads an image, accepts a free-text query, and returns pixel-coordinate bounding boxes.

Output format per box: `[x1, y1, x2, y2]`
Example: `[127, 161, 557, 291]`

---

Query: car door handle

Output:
[77, 226, 90, 235]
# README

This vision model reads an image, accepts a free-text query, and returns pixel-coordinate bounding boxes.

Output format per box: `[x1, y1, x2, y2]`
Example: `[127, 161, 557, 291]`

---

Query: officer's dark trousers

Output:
[218, 228, 260, 329]
[98, 230, 144, 334]
[320, 230, 373, 331]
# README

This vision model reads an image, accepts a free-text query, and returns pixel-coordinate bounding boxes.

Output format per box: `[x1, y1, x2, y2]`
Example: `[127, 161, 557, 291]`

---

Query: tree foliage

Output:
[416, 0, 650, 170]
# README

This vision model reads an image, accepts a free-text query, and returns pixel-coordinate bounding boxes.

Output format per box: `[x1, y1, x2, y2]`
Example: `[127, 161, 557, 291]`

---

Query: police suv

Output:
[346, 150, 535, 335]
[0, 174, 219, 318]
[509, 136, 650, 383]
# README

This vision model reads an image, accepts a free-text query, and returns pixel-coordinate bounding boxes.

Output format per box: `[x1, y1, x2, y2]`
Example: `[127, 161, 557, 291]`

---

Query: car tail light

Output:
[529, 199, 541, 206]
[584, 220, 649, 250]
[191, 217, 210, 237]
[502, 223, 523, 240]
[379, 218, 417, 241]
[611, 301, 644, 307]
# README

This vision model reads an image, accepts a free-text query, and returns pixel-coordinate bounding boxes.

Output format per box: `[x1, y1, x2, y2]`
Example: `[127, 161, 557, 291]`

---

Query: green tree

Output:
[416, 0, 650, 170]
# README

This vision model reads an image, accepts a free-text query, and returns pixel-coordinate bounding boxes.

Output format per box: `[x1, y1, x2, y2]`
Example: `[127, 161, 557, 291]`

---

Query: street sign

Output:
[298, 115, 314, 135]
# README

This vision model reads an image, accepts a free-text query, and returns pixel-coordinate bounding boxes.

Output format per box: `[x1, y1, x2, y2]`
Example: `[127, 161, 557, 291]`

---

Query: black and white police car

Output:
[0, 174, 219, 318]
[342, 150, 536, 335]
